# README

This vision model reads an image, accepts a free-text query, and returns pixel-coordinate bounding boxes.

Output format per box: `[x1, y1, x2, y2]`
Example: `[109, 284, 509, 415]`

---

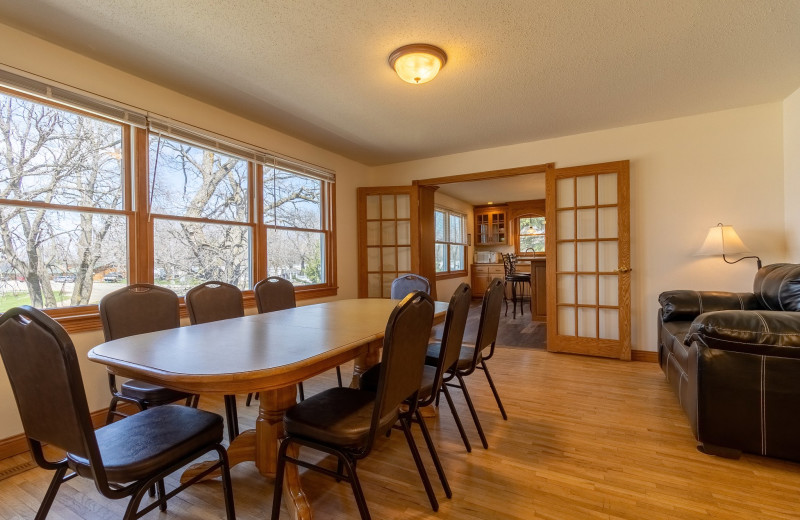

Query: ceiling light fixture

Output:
[388, 44, 447, 84]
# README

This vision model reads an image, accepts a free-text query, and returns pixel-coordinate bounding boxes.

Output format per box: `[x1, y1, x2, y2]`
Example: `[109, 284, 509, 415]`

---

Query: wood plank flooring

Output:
[1, 348, 800, 519]
[432, 301, 547, 349]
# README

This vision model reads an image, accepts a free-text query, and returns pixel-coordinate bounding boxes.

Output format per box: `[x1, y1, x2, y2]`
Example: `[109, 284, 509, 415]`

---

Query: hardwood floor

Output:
[432, 301, 547, 349]
[2, 348, 800, 519]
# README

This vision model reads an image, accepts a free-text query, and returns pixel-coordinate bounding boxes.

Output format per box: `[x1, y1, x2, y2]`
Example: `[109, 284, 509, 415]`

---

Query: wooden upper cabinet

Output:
[474, 205, 507, 245]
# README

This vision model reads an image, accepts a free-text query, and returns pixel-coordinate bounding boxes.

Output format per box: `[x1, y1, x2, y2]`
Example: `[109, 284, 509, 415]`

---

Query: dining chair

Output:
[428, 277, 506, 449]
[503, 253, 531, 319]
[251, 276, 342, 404]
[271, 291, 437, 520]
[99, 284, 196, 424]
[0, 306, 236, 520]
[360, 282, 472, 498]
[185, 281, 245, 442]
[390, 273, 430, 299]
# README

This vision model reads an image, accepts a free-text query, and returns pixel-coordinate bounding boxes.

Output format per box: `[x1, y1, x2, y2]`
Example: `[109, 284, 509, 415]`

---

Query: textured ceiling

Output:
[1, 1, 799, 166]
[437, 175, 546, 206]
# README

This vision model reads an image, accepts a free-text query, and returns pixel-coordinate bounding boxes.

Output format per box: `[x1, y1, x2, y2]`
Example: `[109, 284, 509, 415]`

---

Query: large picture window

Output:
[434, 208, 467, 275]
[0, 79, 337, 324]
[0, 91, 129, 311]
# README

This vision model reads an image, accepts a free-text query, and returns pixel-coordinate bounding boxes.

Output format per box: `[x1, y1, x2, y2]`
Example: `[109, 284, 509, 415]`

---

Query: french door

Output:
[545, 161, 631, 359]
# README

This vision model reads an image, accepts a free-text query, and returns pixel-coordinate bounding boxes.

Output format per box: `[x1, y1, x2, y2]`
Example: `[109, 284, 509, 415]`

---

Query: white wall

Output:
[785, 86, 800, 259]
[434, 192, 473, 298]
[0, 24, 370, 439]
[370, 103, 787, 353]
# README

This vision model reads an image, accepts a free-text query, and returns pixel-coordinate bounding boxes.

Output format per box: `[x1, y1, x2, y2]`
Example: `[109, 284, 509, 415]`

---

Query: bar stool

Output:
[502, 253, 531, 319]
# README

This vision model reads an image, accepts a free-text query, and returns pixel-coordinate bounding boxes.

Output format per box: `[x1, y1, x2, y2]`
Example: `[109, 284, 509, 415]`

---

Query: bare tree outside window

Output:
[0, 92, 127, 311]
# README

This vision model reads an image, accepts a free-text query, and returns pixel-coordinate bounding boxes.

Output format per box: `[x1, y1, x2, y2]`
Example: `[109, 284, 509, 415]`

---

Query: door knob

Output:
[614, 267, 632, 274]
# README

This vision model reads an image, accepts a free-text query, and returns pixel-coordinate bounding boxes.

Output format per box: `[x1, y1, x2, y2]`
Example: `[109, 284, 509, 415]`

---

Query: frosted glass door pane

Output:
[366, 195, 380, 220]
[598, 241, 618, 272]
[558, 307, 576, 336]
[382, 274, 395, 298]
[557, 242, 575, 271]
[598, 207, 618, 239]
[381, 195, 395, 219]
[366, 222, 380, 245]
[382, 247, 396, 271]
[397, 221, 411, 245]
[556, 178, 574, 208]
[367, 247, 380, 271]
[577, 275, 596, 304]
[368, 273, 381, 297]
[557, 275, 575, 304]
[597, 173, 617, 205]
[599, 309, 619, 340]
[577, 242, 595, 271]
[578, 308, 597, 338]
[576, 209, 596, 239]
[576, 175, 595, 206]
[557, 210, 575, 240]
[599, 275, 618, 306]
[381, 222, 396, 245]
[396, 194, 410, 218]
[397, 247, 411, 271]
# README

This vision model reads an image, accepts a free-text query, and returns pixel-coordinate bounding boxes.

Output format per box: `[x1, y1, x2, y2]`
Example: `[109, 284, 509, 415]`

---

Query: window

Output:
[518, 215, 546, 254]
[264, 164, 330, 286]
[434, 208, 467, 275]
[149, 134, 252, 295]
[0, 75, 337, 325]
[0, 90, 129, 311]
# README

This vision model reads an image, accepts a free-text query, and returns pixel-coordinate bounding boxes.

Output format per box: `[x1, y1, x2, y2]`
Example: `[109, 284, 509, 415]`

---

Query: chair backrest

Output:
[253, 276, 296, 313]
[473, 278, 505, 360]
[502, 254, 514, 277]
[185, 281, 244, 325]
[424, 283, 472, 407]
[99, 284, 180, 341]
[0, 307, 103, 474]
[390, 274, 430, 300]
[368, 291, 434, 449]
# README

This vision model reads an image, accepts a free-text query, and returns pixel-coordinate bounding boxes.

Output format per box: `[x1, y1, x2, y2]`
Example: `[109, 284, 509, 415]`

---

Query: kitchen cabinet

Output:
[474, 206, 507, 245]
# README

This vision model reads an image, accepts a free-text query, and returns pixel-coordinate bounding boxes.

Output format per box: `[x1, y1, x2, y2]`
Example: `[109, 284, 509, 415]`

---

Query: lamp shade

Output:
[696, 223, 751, 256]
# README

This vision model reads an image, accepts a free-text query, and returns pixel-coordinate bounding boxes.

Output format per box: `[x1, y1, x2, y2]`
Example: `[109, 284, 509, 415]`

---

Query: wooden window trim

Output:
[1, 89, 337, 335]
[434, 207, 467, 278]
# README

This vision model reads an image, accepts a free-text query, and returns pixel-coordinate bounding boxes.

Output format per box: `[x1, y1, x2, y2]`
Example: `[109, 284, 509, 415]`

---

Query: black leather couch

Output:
[657, 263, 800, 461]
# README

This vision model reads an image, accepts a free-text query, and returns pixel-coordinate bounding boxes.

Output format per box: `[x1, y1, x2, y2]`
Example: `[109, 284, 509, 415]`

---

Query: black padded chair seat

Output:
[507, 273, 530, 282]
[120, 379, 191, 404]
[426, 343, 480, 372]
[68, 405, 223, 482]
[284, 387, 398, 448]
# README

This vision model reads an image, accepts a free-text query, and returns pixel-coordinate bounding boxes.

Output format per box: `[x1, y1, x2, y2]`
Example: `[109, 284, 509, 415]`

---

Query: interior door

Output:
[545, 161, 631, 359]
[357, 186, 419, 298]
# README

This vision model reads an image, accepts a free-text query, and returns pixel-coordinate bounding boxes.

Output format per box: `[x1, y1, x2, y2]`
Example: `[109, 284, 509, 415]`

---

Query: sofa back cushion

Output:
[753, 263, 800, 311]
[659, 290, 759, 322]
[687, 310, 800, 356]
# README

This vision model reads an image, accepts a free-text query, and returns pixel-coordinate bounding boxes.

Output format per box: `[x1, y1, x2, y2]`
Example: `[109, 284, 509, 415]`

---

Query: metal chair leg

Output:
[336, 366, 343, 387]
[441, 384, 471, 452]
[415, 409, 452, 498]
[156, 479, 167, 512]
[399, 416, 439, 512]
[271, 440, 290, 520]
[480, 360, 508, 420]
[298, 382, 305, 401]
[455, 372, 489, 449]
[35, 465, 67, 520]
[224, 395, 240, 442]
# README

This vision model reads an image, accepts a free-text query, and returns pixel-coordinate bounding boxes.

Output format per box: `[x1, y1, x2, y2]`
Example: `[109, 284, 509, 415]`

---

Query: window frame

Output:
[0, 86, 337, 333]
[434, 207, 468, 280]
[515, 213, 546, 257]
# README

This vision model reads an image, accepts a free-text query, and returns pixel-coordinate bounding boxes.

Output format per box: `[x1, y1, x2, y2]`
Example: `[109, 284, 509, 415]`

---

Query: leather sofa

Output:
[657, 263, 800, 461]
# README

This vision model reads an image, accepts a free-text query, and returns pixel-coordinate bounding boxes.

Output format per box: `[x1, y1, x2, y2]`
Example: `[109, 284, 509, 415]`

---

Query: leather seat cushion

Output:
[688, 310, 800, 356]
[284, 387, 398, 448]
[426, 343, 480, 371]
[67, 405, 223, 482]
[661, 320, 692, 371]
[120, 379, 191, 403]
[359, 364, 436, 402]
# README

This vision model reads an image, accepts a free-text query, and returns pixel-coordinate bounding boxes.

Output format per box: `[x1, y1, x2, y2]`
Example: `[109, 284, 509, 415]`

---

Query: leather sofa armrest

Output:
[687, 310, 800, 358]
[658, 290, 760, 323]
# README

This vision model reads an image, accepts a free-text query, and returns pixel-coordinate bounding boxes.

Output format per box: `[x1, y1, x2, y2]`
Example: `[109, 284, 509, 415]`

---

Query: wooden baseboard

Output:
[631, 350, 658, 363]
[0, 402, 139, 461]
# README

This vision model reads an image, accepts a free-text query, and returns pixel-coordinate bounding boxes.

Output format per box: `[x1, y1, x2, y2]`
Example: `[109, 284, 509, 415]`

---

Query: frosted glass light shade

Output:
[389, 44, 447, 84]
[696, 223, 750, 256]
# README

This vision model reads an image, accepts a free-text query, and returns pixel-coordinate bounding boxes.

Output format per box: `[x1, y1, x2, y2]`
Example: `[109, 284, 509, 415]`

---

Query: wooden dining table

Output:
[88, 297, 448, 520]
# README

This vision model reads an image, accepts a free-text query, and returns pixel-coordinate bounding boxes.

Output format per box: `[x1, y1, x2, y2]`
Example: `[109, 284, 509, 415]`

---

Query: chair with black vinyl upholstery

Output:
[359, 282, 472, 499]
[252, 276, 342, 403]
[390, 273, 430, 299]
[99, 284, 196, 424]
[427, 277, 506, 450]
[0, 306, 235, 520]
[185, 281, 245, 442]
[271, 292, 437, 520]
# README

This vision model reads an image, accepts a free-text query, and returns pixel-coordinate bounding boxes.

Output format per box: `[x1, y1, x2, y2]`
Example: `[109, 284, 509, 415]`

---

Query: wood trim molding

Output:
[0, 403, 139, 461]
[415, 162, 554, 186]
[631, 350, 658, 363]
[435, 271, 468, 281]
